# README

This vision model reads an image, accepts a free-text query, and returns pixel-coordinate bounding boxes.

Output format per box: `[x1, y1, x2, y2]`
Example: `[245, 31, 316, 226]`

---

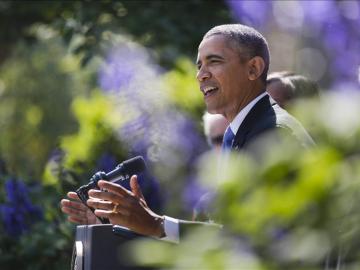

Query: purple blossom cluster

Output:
[99, 47, 139, 92]
[226, 0, 271, 29]
[0, 178, 43, 237]
[182, 174, 209, 213]
[95, 152, 118, 174]
[98, 39, 210, 214]
[98, 44, 161, 93]
[226, 0, 360, 90]
[98, 41, 206, 165]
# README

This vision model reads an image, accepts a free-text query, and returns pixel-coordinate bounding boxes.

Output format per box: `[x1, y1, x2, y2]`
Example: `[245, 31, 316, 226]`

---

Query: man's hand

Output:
[61, 191, 99, 225]
[87, 175, 165, 238]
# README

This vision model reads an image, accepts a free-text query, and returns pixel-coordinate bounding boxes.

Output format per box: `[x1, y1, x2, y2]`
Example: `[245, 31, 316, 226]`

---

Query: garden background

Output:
[0, 1, 360, 269]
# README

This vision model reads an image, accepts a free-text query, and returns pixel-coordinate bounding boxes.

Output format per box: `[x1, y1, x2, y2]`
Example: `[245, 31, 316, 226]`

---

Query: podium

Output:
[72, 224, 155, 270]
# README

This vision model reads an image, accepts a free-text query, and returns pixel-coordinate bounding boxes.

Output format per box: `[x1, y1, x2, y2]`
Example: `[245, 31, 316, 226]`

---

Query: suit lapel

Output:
[232, 95, 274, 150]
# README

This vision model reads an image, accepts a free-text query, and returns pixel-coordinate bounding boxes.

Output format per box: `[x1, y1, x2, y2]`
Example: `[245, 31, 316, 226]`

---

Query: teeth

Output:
[203, 86, 217, 94]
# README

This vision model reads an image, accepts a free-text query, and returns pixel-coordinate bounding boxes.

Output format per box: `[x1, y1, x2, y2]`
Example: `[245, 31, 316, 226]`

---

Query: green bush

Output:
[127, 92, 360, 270]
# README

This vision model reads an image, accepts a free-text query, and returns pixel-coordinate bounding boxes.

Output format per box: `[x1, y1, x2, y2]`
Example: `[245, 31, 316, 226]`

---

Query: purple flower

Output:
[182, 177, 208, 212]
[119, 113, 151, 154]
[136, 172, 163, 212]
[226, 0, 271, 29]
[99, 47, 138, 92]
[0, 205, 27, 237]
[170, 113, 207, 163]
[98, 44, 161, 94]
[300, 1, 339, 26]
[96, 153, 118, 173]
[5, 178, 30, 205]
[332, 51, 359, 82]
[0, 178, 43, 237]
[323, 20, 348, 52]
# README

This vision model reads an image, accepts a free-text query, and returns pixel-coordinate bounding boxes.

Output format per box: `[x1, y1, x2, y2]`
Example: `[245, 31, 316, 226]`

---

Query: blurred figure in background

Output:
[202, 112, 229, 152]
[189, 113, 229, 221]
[266, 71, 320, 108]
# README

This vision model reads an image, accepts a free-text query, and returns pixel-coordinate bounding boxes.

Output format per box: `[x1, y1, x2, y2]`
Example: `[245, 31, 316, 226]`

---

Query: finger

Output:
[61, 205, 87, 217]
[94, 208, 129, 219]
[68, 216, 88, 224]
[97, 180, 131, 197]
[67, 191, 81, 201]
[87, 198, 115, 211]
[61, 199, 88, 212]
[88, 189, 125, 203]
[60, 199, 70, 207]
[130, 175, 145, 201]
[93, 209, 112, 220]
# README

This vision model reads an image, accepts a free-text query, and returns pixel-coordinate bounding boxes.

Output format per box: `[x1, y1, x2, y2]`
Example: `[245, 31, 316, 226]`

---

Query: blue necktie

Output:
[222, 126, 235, 150]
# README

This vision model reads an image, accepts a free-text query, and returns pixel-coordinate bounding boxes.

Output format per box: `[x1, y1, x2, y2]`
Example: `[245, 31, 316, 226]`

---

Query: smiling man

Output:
[61, 24, 313, 242]
[195, 25, 312, 152]
[197, 25, 268, 122]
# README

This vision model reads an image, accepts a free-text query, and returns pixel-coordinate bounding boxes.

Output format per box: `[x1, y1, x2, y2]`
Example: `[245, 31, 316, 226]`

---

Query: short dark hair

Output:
[203, 24, 270, 84]
[267, 71, 320, 100]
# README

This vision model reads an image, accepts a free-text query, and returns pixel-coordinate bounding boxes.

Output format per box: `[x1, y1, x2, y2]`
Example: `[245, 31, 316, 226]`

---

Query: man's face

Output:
[196, 35, 251, 121]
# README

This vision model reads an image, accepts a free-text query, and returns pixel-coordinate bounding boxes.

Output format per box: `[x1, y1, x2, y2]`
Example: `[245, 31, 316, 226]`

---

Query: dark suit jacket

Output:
[178, 93, 314, 237]
[231, 94, 314, 151]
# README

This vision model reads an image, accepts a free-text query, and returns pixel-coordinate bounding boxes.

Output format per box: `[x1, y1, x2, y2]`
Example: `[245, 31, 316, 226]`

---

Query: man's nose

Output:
[196, 66, 211, 82]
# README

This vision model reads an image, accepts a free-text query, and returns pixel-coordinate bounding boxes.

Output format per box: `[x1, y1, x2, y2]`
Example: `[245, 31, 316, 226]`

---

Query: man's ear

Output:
[247, 56, 265, 81]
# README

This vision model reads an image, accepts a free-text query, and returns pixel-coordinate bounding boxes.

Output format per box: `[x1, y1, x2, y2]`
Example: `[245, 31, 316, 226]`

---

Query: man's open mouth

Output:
[203, 86, 219, 97]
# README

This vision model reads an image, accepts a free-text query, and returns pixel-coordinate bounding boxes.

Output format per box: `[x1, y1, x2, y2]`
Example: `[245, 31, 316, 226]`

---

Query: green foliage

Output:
[0, 209, 74, 270]
[59, 90, 128, 183]
[0, 36, 100, 270]
[0, 1, 232, 67]
[129, 92, 360, 269]
[0, 38, 79, 180]
[163, 57, 205, 118]
[1, 2, 360, 269]
[129, 227, 266, 270]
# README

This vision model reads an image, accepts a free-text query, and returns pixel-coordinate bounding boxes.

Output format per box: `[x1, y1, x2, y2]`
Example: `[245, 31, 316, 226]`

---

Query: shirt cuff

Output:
[160, 215, 179, 243]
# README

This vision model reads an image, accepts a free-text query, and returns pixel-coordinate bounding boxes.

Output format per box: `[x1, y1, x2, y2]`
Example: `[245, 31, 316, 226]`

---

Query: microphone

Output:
[75, 156, 146, 223]
[106, 156, 146, 182]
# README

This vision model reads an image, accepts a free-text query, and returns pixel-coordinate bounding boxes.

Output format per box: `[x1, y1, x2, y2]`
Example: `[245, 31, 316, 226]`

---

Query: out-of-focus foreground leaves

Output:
[127, 93, 360, 270]
[1, 1, 360, 269]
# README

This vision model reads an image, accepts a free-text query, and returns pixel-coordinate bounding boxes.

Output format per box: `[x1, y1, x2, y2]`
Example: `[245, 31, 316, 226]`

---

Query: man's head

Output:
[267, 71, 320, 108]
[202, 112, 229, 151]
[196, 24, 270, 121]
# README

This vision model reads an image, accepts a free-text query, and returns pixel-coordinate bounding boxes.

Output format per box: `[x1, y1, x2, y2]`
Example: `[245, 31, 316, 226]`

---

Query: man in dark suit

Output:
[61, 24, 313, 242]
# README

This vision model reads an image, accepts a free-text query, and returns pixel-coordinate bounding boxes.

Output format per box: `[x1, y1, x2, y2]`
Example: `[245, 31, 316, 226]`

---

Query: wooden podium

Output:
[71, 224, 156, 270]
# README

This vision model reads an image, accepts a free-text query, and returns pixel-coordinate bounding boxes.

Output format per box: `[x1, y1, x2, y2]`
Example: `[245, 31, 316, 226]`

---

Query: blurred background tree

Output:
[0, 39, 78, 179]
[0, 1, 232, 67]
[0, 0, 359, 269]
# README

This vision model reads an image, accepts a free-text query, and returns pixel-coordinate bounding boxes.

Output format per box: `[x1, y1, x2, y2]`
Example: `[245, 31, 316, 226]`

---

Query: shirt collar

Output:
[229, 92, 268, 135]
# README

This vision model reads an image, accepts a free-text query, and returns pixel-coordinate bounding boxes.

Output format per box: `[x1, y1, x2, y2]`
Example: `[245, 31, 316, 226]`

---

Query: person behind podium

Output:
[61, 24, 313, 242]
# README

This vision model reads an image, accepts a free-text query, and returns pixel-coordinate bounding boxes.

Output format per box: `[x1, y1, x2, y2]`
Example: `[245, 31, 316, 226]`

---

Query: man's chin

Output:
[206, 106, 221, 115]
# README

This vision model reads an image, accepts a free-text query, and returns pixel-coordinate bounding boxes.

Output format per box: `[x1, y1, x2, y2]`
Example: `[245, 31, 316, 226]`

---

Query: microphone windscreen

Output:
[106, 156, 146, 182]
[122, 156, 146, 175]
